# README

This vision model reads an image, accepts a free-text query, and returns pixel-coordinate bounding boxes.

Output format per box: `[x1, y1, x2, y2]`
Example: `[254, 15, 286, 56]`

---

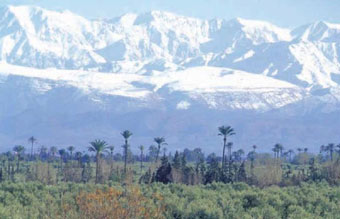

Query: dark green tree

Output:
[88, 139, 108, 184]
[121, 130, 133, 174]
[153, 137, 167, 164]
[28, 136, 37, 159]
[13, 145, 25, 172]
[139, 145, 144, 174]
[218, 126, 235, 170]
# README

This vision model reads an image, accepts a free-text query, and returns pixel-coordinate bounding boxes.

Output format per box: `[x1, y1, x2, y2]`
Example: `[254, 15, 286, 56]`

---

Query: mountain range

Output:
[1, 5, 340, 153]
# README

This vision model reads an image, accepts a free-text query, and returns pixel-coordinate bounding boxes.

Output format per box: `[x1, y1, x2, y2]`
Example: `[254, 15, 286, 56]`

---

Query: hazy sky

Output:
[1, 0, 340, 27]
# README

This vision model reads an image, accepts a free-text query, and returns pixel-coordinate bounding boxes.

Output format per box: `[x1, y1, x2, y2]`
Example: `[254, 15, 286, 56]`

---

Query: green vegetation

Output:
[0, 182, 339, 218]
[1, 126, 340, 218]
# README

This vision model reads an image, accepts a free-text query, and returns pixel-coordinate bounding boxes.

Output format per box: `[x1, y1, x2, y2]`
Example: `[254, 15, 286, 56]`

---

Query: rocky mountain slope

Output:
[0, 5, 340, 152]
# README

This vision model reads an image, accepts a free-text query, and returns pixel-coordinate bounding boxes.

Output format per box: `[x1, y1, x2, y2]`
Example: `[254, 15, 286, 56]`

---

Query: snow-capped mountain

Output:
[1, 5, 340, 152]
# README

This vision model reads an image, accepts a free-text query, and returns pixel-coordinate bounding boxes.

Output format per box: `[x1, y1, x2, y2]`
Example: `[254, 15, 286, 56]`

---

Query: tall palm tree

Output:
[139, 145, 144, 173]
[67, 146, 75, 160]
[252, 145, 257, 152]
[287, 149, 294, 162]
[154, 137, 167, 163]
[297, 148, 303, 154]
[272, 146, 279, 159]
[39, 146, 48, 160]
[88, 139, 108, 184]
[121, 130, 133, 174]
[326, 143, 335, 161]
[274, 144, 283, 158]
[218, 126, 235, 169]
[49, 146, 58, 160]
[28, 136, 37, 159]
[58, 149, 66, 170]
[75, 152, 83, 166]
[13, 145, 25, 172]
[107, 145, 115, 174]
[320, 145, 325, 154]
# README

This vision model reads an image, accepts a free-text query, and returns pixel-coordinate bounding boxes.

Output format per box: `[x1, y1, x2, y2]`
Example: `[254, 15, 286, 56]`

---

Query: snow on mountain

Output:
[0, 63, 306, 111]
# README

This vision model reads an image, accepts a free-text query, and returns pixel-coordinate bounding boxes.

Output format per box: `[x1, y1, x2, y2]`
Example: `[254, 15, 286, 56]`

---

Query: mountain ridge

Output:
[1, 5, 340, 151]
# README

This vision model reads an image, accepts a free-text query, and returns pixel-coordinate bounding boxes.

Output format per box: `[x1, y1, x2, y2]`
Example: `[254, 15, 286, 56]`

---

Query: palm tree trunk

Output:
[155, 144, 160, 163]
[95, 153, 99, 184]
[31, 142, 33, 160]
[110, 153, 114, 176]
[331, 150, 334, 161]
[124, 140, 128, 174]
[222, 137, 226, 170]
[16, 156, 20, 173]
[140, 152, 143, 174]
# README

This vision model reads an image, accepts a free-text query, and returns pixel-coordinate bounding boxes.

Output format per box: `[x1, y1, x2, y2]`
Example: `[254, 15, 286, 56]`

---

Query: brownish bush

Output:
[76, 186, 165, 219]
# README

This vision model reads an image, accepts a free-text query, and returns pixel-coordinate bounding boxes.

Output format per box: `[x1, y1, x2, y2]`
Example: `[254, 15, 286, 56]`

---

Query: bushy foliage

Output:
[0, 181, 339, 218]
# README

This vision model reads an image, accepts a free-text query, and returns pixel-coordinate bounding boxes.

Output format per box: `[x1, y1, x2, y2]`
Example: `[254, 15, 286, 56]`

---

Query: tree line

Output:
[1, 125, 340, 187]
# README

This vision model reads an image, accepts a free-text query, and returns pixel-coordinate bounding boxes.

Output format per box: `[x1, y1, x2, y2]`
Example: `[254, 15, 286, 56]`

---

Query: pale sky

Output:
[1, 0, 340, 28]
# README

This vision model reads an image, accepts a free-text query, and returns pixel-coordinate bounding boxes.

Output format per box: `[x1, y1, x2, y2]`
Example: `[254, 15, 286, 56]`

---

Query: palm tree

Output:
[58, 149, 66, 170]
[252, 145, 257, 152]
[233, 149, 244, 162]
[304, 148, 308, 153]
[67, 146, 75, 160]
[326, 143, 335, 161]
[88, 139, 108, 184]
[272, 145, 279, 158]
[121, 130, 133, 174]
[28, 136, 37, 159]
[139, 145, 144, 173]
[49, 146, 58, 160]
[75, 152, 82, 165]
[154, 137, 167, 163]
[39, 146, 48, 160]
[274, 144, 283, 158]
[297, 148, 303, 154]
[218, 126, 235, 169]
[287, 149, 294, 162]
[13, 145, 25, 172]
[107, 145, 114, 174]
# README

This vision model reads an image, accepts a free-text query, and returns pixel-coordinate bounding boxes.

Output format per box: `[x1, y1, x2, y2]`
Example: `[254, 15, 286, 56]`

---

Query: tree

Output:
[154, 155, 172, 184]
[153, 137, 167, 164]
[204, 154, 220, 184]
[107, 145, 115, 175]
[173, 151, 181, 169]
[28, 136, 37, 159]
[139, 145, 144, 174]
[39, 146, 48, 161]
[58, 149, 66, 169]
[75, 152, 83, 166]
[218, 126, 235, 169]
[121, 130, 133, 174]
[233, 149, 244, 162]
[326, 143, 335, 161]
[273, 144, 283, 159]
[148, 145, 158, 161]
[287, 149, 294, 162]
[88, 139, 108, 184]
[49, 146, 58, 160]
[13, 145, 25, 172]
[227, 142, 233, 162]
[273, 144, 283, 158]
[252, 145, 257, 152]
[67, 146, 75, 160]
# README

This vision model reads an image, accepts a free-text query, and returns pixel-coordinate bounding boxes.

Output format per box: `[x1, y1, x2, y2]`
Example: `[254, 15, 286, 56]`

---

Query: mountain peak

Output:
[292, 20, 340, 41]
